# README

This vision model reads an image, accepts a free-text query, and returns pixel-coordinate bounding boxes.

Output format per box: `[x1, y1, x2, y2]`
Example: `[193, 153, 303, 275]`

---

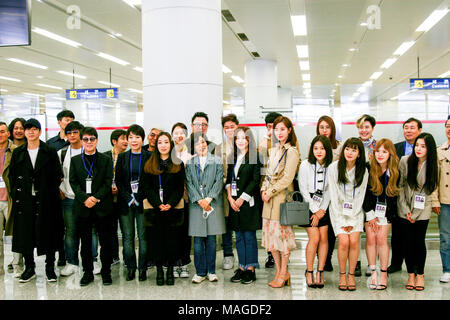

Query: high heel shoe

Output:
[415, 274, 425, 291]
[268, 271, 280, 287]
[368, 267, 378, 290]
[405, 273, 415, 290]
[315, 270, 324, 289]
[269, 273, 290, 288]
[376, 269, 388, 290]
[338, 272, 347, 291]
[305, 270, 316, 288]
[347, 273, 356, 291]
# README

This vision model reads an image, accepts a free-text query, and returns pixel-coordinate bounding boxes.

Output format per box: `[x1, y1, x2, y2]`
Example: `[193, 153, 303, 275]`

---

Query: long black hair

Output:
[406, 132, 438, 195]
[229, 126, 258, 165]
[337, 137, 366, 187]
[308, 135, 333, 167]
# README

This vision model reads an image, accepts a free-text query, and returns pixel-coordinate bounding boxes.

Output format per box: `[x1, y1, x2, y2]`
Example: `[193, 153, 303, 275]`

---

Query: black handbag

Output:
[143, 199, 184, 227]
[280, 190, 310, 226]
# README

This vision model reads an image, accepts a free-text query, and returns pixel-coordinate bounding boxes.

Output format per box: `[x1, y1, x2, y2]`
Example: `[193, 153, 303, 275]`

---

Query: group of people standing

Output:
[0, 109, 448, 293]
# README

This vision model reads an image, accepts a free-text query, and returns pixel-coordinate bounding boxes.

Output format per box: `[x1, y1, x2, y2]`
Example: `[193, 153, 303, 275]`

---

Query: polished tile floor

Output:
[1, 240, 448, 300]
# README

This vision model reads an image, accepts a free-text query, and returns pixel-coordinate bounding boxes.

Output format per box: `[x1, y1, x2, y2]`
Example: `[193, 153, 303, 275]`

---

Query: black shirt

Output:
[47, 132, 70, 151]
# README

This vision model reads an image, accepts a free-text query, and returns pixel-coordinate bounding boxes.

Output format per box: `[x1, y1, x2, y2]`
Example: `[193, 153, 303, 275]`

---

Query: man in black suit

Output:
[185, 112, 217, 155]
[389, 117, 422, 274]
[69, 127, 114, 286]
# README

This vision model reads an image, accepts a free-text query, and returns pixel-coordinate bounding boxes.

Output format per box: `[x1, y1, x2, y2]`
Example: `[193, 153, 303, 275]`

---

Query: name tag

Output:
[159, 187, 164, 202]
[0, 176, 5, 188]
[342, 201, 353, 216]
[86, 178, 92, 194]
[130, 180, 139, 194]
[414, 193, 426, 210]
[375, 202, 387, 218]
[312, 191, 323, 206]
[231, 181, 237, 197]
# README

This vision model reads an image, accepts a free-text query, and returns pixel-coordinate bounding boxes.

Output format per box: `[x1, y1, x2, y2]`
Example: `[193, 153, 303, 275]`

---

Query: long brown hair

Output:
[369, 139, 400, 197]
[272, 116, 297, 147]
[144, 132, 181, 175]
[316, 115, 338, 149]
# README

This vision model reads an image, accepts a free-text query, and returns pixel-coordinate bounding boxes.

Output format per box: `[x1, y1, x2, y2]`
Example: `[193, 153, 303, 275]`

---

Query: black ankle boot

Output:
[156, 266, 164, 286]
[166, 265, 174, 285]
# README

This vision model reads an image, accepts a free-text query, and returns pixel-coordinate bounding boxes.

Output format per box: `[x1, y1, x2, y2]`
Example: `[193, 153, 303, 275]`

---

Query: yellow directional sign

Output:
[414, 80, 423, 89]
[69, 90, 77, 99]
[106, 89, 115, 98]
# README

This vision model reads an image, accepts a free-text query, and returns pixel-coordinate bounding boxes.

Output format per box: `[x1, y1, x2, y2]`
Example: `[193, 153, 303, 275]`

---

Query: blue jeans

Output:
[62, 198, 79, 265]
[221, 218, 234, 257]
[235, 230, 259, 270]
[439, 204, 450, 273]
[194, 236, 216, 276]
[119, 206, 147, 271]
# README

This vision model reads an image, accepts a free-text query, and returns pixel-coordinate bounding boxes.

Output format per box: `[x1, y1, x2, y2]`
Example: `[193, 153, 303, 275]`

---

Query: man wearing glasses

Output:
[186, 112, 217, 155]
[9, 118, 64, 283]
[69, 127, 114, 286]
[143, 128, 162, 153]
[57, 121, 84, 276]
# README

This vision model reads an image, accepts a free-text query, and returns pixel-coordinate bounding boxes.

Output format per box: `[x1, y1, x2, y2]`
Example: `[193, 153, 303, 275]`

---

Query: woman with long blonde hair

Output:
[362, 139, 400, 290]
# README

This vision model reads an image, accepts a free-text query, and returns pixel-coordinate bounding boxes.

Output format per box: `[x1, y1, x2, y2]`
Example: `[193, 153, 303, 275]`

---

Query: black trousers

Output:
[390, 216, 405, 267]
[399, 218, 429, 274]
[78, 212, 113, 275]
[24, 252, 55, 270]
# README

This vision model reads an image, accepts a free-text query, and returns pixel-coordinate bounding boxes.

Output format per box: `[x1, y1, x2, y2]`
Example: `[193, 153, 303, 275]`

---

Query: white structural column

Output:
[244, 60, 278, 123]
[277, 88, 292, 109]
[142, 0, 223, 143]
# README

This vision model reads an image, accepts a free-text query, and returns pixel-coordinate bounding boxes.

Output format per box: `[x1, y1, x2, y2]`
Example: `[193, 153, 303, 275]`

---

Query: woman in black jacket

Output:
[226, 127, 262, 284]
[142, 132, 185, 286]
[363, 138, 400, 290]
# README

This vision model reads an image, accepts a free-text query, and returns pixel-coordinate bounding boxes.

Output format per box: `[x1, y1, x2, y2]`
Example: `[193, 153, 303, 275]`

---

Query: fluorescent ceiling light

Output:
[128, 88, 143, 94]
[303, 83, 311, 89]
[115, 33, 122, 37]
[393, 41, 415, 56]
[338, 75, 343, 79]
[223, 100, 230, 105]
[0, 75, 21, 82]
[133, 66, 143, 72]
[438, 70, 450, 78]
[349, 48, 357, 52]
[23, 92, 43, 97]
[7, 58, 48, 70]
[123, 0, 141, 7]
[36, 83, 62, 90]
[122, 99, 136, 104]
[97, 52, 130, 66]
[357, 86, 367, 93]
[57, 71, 86, 79]
[416, 9, 448, 32]
[0, 89, 8, 92]
[98, 80, 120, 87]
[299, 60, 310, 71]
[231, 75, 244, 84]
[302, 74, 310, 81]
[291, 15, 307, 36]
[380, 58, 397, 69]
[36, 76, 44, 79]
[222, 65, 232, 73]
[362, 81, 373, 87]
[360, 22, 368, 26]
[342, 64, 350, 67]
[370, 71, 383, 80]
[296, 45, 309, 58]
[32, 27, 81, 47]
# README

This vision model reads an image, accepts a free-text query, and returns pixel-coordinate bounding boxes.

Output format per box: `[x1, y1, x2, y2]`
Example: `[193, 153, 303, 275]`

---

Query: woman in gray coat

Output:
[186, 133, 225, 284]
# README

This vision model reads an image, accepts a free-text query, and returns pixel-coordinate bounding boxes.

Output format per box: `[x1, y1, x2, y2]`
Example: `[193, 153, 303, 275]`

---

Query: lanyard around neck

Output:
[129, 152, 142, 181]
[82, 152, 95, 177]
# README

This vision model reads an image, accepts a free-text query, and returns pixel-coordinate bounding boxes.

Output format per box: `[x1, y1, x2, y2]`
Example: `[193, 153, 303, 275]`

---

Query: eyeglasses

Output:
[66, 130, 79, 135]
[193, 123, 208, 128]
[82, 137, 97, 142]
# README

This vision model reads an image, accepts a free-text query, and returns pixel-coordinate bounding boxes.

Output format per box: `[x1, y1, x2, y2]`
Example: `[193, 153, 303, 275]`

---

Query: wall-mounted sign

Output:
[410, 78, 449, 90]
[66, 88, 118, 100]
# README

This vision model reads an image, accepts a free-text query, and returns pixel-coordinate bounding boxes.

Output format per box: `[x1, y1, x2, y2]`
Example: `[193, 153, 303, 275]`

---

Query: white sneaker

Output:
[192, 274, 206, 284]
[207, 273, 218, 282]
[173, 267, 180, 278]
[439, 272, 450, 283]
[222, 256, 234, 270]
[93, 261, 101, 275]
[60, 263, 79, 276]
[13, 265, 23, 278]
[180, 265, 189, 278]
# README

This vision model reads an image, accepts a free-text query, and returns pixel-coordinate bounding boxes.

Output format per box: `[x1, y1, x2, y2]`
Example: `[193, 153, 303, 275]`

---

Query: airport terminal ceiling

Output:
[0, 0, 448, 108]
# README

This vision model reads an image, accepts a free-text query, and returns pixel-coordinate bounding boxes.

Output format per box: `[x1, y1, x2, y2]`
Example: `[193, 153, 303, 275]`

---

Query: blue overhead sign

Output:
[410, 78, 449, 90]
[66, 88, 118, 100]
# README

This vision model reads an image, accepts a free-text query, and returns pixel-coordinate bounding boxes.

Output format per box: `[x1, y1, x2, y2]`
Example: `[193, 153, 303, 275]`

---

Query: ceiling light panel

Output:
[370, 71, 383, 80]
[32, 27, 81, 47]
[302, 74, 310, 81]
[416, 9, 448, 32]
[438, 70, 450, 78]
[7, 58, 48, 69]
[36, 83, 62, 90]
[133, 67, 143, 72]
[128, 88, 143, 94]
[393, 41, 415, 56]
[291, 15, 307, 36]
[98, 81, 120, 87]
[380, 58, 397, 69]
[299, 60, 310, 71]
[58, 71, 86, 79]
[231, 75, 244, 84]
[0, 75, 21, 82]
[97, 52, 130, 66]
[296, 45, 309, 58]
[222, 65, 232, 73]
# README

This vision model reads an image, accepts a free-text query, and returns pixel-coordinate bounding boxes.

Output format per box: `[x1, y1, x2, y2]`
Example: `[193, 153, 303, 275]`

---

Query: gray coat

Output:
[186, 154, 226, 237]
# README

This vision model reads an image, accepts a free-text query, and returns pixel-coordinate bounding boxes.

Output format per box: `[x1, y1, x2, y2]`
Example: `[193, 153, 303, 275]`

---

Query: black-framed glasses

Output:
[66, 130, 79, 135]
[193, 123, 208, 128]
[82, 137, 97, 142]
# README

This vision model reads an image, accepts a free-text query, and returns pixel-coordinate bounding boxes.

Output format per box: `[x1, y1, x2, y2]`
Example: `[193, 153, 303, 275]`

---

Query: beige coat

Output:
[397, 155, 440, 221]
[332, 141, 342, 162]
[2, 140, 17, 236]
[438, 143, 450, 204]
[261, 142, 300, 221]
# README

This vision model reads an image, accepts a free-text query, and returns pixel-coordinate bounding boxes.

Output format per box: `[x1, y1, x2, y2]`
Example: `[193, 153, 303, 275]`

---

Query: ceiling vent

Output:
[252, 52, 260, 58]
[237, 33, 249, 41]
[221, 10, 236, 22]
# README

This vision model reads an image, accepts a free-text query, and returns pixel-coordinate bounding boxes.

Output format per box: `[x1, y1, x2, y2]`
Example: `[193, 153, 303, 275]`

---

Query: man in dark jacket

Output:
[9, 118, 64, 283]
[69, 127, 114, 286]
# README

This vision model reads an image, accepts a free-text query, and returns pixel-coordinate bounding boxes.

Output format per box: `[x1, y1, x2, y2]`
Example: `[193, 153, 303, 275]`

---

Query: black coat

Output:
[114, 149, 151, 214]
[69, 150, 113, 217]
[9, 141, 63, 255]
[225, 155, 262, 231]
[395, 141, 406, 158]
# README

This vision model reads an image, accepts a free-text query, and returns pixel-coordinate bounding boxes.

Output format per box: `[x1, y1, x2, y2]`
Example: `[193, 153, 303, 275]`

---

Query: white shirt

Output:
[225, 152, 252, 202]
[199, 155, 207, 171]
[58, 146, 82, 199]
[27, 148, 39, 196]
[298, 160, 331, 213]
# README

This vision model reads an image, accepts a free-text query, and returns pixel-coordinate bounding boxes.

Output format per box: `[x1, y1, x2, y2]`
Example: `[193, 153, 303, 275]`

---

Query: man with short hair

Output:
[58, 121, 84, 276]
[388, 117, 423, 274]
[143, 128, 161, 153]
[186, 112, 217, 155]
[70, 127, 114, 286]
[9, 118, 64, 282]
[47, 110, 75, 152]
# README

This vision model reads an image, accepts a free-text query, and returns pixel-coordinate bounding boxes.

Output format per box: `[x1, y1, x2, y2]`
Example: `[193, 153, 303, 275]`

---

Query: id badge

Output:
[159, 187, 164, 202]
[414, 193, 426, 210]
[231, 181, 237, 197]
[130, 180, 139, 194]
[0, 176, 5, 188]
[375, 202, 387, 218]
[86, 178, 92, 194]
[342, 201, 353, 216]
[202, 207, 214, 219]
[312, 192, 323, 206]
